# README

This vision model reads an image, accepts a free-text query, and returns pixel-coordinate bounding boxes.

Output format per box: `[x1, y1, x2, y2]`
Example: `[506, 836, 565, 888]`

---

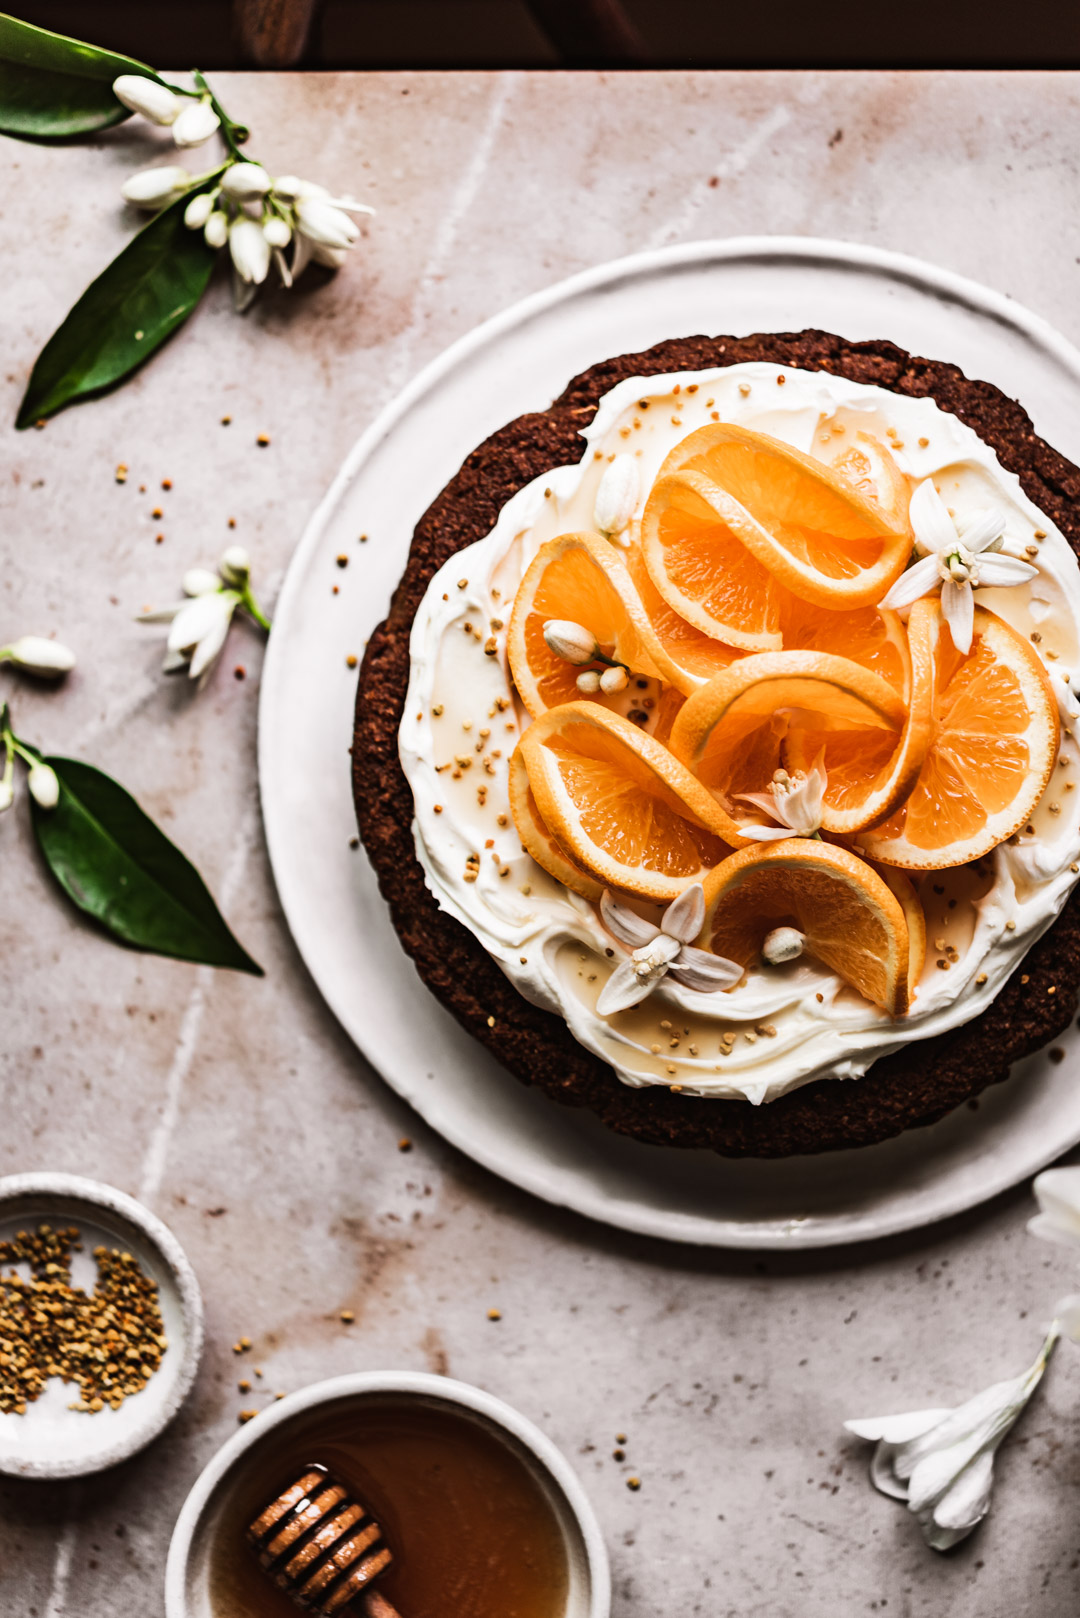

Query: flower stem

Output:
[193, 69, 249, 161]
[239, 581, 272, 634]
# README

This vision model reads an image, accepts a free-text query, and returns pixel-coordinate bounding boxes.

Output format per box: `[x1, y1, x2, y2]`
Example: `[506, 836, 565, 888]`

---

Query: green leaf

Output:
[0, 14, 163, 140]
[16, 186, 220, 428]
[29, 756, 264, 976]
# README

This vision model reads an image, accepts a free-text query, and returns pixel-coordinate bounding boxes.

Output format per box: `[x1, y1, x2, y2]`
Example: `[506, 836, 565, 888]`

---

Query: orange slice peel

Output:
[699, 839, 915, 1016]
[518, 701, 739, 902]
[507, 532, 692, 717]
[641, 423, 912, 651]
[667, 650, 910, 842]
[859, 603, 1059, 869]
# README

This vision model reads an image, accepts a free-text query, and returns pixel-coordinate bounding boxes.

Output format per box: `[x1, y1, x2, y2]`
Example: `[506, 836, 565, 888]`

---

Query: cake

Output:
[353, 330, 1080, 1157]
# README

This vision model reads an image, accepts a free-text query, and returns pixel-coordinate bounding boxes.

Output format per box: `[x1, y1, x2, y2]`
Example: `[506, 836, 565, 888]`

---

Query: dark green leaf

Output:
[0, 14, 163, 140]
[30, 756, 263, 975]
[16, 186, 219, 428]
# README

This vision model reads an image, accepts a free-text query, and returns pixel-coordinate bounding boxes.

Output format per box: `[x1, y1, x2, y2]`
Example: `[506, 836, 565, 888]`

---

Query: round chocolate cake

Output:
[353, 329, 1080, 1158]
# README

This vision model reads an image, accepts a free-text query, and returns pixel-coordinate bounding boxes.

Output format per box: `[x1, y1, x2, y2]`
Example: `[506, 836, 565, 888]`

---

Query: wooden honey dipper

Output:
[247, 1464, 403, 1617]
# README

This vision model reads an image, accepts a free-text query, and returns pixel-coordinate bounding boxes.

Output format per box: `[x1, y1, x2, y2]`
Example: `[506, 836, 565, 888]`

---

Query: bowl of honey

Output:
[166, 1370, 610, 1618]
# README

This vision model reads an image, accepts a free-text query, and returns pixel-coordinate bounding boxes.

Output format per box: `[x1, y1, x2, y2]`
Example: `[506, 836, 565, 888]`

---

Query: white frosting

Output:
[398, 363, 1080, 1103]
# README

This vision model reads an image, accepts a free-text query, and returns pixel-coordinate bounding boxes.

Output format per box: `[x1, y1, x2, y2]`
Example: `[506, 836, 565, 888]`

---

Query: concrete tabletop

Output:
[3, 68, 1080, 1618]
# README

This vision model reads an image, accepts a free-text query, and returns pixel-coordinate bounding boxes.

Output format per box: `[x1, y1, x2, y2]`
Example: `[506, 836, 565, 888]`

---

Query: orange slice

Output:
[508, 748, 603, 901]
[519, 702, 739, 901]
[860, 604, 1059, 869]
[623, 533, 743, 689]
[699, 840, 912, 1015]
[641, 423, 912, 650]
[780, 596, 910, 698]
[783, 601, 934, 836]
[507, 532, 690, 716]
[877, 865, 928, 1005]
[667, 651, 911, 842]
[813, 428, 912, 533]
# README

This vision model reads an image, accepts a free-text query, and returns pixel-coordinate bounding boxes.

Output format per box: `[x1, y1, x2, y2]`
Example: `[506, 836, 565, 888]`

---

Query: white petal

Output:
[172, 98, 220, 148]
[3, 635, 76, 676]
[221, 162, 272, 201]
[593, 455, 640, 536]
[295, 197, 360, 249]
[941, 577, 974, 655]
[187, 601, 235, 680]
[596, 959, 656, 1015]
[868, 1442, 911, 1501]
[736, 789, 782, 819]
[137, 603, 185, 624]
[879, 553, 941, 611]
[739, 823, 796, 841]
[1031, 1167, 1080, 1244]
[662, 883, 705, 943]
[600, 889, 658, 950]
[959, 508, 1007, 554]
[1054, 1294, 1080, 1340]
[183, 567, 222, 597]
[927, 1448, 996, 1542]
[310, 242, 348, 270]
[845, 1409, 952, 1445]
[162, 645, 189, 674]
[291, 228, 314, 279]
[909, 478, 958, 555]
[975, 555, 1038, 588]
[668, 945, 742, 992]
[121, 164, 191, 207]
[112, 74, 183, 125]
[167, 591, 230, 655]
[229, 218, 271, 285]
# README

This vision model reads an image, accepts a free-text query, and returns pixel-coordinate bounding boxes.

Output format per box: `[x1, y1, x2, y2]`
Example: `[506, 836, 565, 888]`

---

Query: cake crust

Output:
[353, 329, 1080, 1157]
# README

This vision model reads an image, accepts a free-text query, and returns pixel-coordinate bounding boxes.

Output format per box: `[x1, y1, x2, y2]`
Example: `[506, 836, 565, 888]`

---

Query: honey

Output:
[208, 1394, 571, 1618]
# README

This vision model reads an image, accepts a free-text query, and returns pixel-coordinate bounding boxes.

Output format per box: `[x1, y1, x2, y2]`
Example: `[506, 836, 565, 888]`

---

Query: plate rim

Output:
[259, 233, 1080, 1249]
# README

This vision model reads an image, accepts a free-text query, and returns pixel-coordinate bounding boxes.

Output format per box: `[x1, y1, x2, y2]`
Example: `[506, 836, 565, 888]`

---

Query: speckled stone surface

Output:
[3, 69, 1080, 1618]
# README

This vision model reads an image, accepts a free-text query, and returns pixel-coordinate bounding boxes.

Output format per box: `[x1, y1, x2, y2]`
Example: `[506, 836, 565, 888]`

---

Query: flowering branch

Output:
[138, 546, 271, 683]
[7, 17, 375, 427]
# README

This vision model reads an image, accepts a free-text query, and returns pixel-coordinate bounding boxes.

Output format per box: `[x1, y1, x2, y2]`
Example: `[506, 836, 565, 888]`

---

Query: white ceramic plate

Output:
[260, 235, 1080, 1249]
[0, 1173, 203, 1477]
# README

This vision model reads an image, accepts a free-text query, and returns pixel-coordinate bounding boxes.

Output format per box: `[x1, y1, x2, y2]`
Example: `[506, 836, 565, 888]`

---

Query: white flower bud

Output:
[221, 162, 272, 201]
[172, 97, 220, 149]
[112, 74, 182, 126]
[183, 191, 215, 230]
[271, 174, 305, 201]
[182, 568, 222, 598]
[204, 210, 228, 249]
[762, 926, 805, 964]
[229, 218, 271, 285]
[1, 636, 76, 677]
[121, 165, 192, 208]
[309, 242, 348, 270]
[294, 196, 360, 250]
[599, 665, 628, 694]
[593, 454, 640, 536]
[262, 216, 292, 248]
[542, 619, 598, 666]
[0, 780, 12, 812]
[576, 670, 601, 693]
[28, 762, 59, 811]
[219, 546, 251, 585]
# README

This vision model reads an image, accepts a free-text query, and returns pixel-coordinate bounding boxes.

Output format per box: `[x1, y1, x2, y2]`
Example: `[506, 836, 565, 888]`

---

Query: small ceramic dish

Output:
[166, 1370, 611, 1618]
[0, 1171, 204, 1479]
